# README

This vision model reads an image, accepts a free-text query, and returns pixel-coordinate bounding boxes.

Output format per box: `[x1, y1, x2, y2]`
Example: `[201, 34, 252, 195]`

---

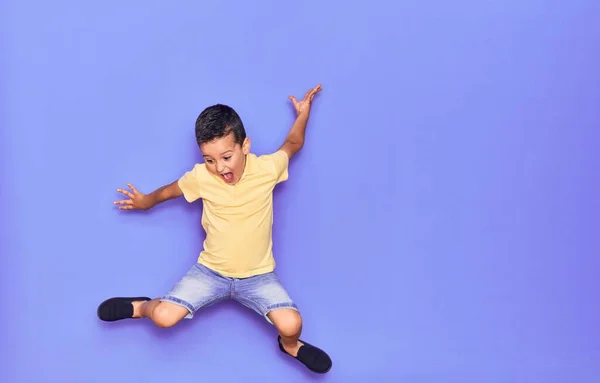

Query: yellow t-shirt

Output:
[177, 150, 289, 278]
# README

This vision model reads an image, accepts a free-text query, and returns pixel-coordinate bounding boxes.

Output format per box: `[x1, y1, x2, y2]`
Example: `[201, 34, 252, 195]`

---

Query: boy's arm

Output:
[279, 84, 322, 159]
[114, 180, 183, 210]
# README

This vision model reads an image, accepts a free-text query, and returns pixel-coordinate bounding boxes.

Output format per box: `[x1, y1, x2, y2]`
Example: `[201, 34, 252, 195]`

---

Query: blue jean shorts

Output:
[160, 262, 298, 324]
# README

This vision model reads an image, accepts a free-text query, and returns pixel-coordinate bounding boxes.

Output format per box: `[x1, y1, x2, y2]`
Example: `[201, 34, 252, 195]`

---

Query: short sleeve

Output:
[267, 150, 290, 183]
[177, 164, 206, 203]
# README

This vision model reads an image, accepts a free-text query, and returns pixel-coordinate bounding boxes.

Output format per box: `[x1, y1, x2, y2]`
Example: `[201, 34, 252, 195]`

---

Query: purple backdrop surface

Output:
[1, 1, 599, 382]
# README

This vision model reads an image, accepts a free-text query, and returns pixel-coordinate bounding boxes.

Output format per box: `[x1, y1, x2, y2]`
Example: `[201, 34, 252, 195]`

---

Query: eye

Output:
[224, 156, 231, 161]
[206, 159, 214, 164]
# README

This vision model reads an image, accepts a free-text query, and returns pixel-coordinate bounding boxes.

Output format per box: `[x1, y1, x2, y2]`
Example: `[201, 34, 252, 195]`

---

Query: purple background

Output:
[2, 1, 599, 382]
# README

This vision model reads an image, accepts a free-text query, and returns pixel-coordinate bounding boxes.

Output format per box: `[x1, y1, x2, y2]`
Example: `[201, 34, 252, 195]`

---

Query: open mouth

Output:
[221, 172, 234, 183]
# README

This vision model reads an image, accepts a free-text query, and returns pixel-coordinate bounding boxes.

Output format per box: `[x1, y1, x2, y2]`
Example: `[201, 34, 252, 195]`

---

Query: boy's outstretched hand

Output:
[288, 84, 322, 116]
[114, 183, 152, 210]
[279, 84, 323, 159]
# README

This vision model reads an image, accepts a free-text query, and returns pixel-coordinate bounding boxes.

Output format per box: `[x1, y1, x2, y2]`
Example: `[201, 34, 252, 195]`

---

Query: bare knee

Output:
[270, 309, 302, 337]
[151, 302, 188, 328]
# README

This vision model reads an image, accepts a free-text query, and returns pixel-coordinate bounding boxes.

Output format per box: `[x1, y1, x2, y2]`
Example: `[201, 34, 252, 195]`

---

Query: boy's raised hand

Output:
[288, 84, 322, 116]
[114, 183, 152, 210]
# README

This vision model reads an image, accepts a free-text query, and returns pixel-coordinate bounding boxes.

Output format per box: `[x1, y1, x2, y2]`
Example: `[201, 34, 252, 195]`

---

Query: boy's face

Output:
[200, 132, 250, 185]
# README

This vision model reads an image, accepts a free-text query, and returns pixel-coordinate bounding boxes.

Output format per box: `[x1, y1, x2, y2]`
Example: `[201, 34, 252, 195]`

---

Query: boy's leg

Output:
[233, 273, 332, 374]
[267, 308, 303, 353]
[96, 296, 189, 328]
[134, 298, 190, 328]
[97, 262, 232, 327]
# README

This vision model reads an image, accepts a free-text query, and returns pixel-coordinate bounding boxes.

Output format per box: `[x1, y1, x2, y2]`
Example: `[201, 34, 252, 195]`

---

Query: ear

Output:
[242, 137, 251, 155]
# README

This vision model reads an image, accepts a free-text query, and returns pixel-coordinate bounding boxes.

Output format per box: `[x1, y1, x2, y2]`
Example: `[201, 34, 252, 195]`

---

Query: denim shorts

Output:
[160, 262, 298, 324]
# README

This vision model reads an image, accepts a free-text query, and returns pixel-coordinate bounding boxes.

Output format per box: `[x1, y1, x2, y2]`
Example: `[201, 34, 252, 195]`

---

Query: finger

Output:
[288, 96, 299, 108]
[127, 183, 138, 194]
[119, 205, 135, 210]
[117, 188, 135, 199]
[308, 84, 322, 101]
[304, 85, 320, 101]
[113, 199, 133, 205]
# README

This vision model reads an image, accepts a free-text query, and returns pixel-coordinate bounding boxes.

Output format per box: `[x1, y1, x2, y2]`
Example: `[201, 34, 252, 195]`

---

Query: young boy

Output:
[97, 84, 332, 373]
